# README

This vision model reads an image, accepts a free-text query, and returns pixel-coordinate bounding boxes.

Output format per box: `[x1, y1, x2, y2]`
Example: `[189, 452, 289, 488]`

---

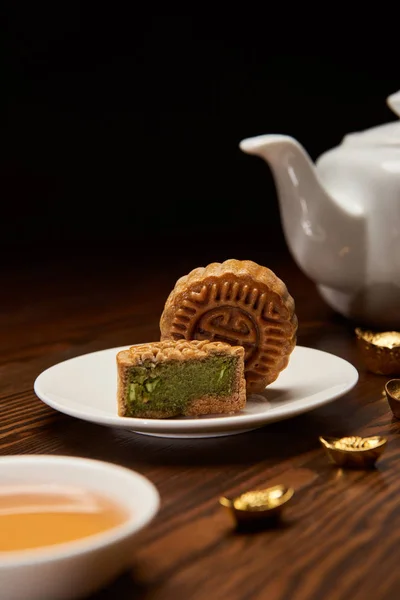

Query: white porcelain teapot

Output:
[240, 91, 400, 328]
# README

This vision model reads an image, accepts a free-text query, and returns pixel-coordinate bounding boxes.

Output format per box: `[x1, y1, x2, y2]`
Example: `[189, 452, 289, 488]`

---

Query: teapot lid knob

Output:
[387, 91, 400, 118]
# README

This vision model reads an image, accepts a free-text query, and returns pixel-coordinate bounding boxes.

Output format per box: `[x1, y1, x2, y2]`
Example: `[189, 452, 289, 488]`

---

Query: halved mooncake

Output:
[160, 259, 297, 394]
[117, 339, 246, 418]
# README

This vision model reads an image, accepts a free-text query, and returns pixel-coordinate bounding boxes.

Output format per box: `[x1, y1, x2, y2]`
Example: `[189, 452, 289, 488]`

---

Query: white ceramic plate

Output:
[34, 345, 358, 439]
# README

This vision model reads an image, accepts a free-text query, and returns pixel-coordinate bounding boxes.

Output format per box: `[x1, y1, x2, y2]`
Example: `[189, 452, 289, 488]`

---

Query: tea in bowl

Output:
[0, 455, 160, 600]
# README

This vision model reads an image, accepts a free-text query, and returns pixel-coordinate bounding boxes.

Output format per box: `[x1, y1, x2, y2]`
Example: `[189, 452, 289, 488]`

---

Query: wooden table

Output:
[1, 244, 398, 600]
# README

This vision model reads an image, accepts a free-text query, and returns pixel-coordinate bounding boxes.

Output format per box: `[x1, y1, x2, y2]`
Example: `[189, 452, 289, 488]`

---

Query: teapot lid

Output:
[342, 91, 400, 148]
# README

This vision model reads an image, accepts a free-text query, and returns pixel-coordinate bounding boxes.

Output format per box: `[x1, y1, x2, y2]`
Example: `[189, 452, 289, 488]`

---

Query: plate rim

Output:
[34, 345, 359, 434]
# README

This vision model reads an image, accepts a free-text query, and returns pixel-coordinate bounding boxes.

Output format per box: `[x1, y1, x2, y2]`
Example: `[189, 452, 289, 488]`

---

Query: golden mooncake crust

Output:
[159, 259, 298, 393]
[117, 339, 244, 366]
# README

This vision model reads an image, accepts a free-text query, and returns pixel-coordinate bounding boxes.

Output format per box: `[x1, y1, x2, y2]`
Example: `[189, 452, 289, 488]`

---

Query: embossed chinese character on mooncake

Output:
[160, 259, 298, 394]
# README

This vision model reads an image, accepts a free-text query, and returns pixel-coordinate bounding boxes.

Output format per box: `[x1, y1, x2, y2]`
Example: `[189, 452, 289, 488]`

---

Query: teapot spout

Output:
[239, 135, 330, 227]
[240, 134, 303, 156]
[239, 134, 365, 289]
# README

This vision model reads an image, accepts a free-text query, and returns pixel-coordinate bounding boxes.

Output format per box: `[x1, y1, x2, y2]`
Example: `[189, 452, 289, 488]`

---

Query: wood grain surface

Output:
[1, 244, 399, 600]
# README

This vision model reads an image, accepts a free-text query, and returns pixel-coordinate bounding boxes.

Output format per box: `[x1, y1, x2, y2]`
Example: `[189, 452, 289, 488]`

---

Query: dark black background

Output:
[2, 5, 399, 266]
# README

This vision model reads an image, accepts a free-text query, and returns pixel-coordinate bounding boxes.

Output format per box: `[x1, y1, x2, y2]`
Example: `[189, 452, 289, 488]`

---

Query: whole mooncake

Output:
[159, 259, 297, 394]
[117, 339, 246, 418]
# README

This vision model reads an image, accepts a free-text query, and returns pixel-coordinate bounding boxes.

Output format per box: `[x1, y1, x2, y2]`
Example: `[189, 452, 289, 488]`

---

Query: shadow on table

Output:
[47, 395, 364, 469]
[87, 571, 147, 599]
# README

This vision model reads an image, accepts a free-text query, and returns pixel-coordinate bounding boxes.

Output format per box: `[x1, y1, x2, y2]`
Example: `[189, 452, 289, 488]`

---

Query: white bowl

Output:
[0, 455, 160, 600]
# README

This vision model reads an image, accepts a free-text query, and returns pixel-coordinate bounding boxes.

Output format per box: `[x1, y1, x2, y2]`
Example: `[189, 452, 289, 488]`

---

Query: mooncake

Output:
[160, 259, 297, 394]
[117, 339, 246, 418]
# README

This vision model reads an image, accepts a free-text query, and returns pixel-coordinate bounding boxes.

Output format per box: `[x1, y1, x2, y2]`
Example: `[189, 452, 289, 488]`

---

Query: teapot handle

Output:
[387, 91, 400, 118]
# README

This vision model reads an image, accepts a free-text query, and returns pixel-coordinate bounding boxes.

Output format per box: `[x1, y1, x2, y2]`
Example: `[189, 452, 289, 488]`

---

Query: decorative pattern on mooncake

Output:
[159, 259, 298, 394]
[117, 339, 246, 419]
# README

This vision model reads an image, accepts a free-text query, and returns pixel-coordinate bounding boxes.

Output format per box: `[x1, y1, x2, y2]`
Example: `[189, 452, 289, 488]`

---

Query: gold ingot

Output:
[219, 484, 294, 526]
[319, 435, 387, 468]
[355, 328, 400, 376]
[385, 379, 400, 419]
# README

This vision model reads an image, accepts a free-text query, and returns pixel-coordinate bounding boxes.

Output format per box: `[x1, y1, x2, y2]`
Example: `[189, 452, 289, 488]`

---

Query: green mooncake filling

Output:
[126, 355, 236, 416]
